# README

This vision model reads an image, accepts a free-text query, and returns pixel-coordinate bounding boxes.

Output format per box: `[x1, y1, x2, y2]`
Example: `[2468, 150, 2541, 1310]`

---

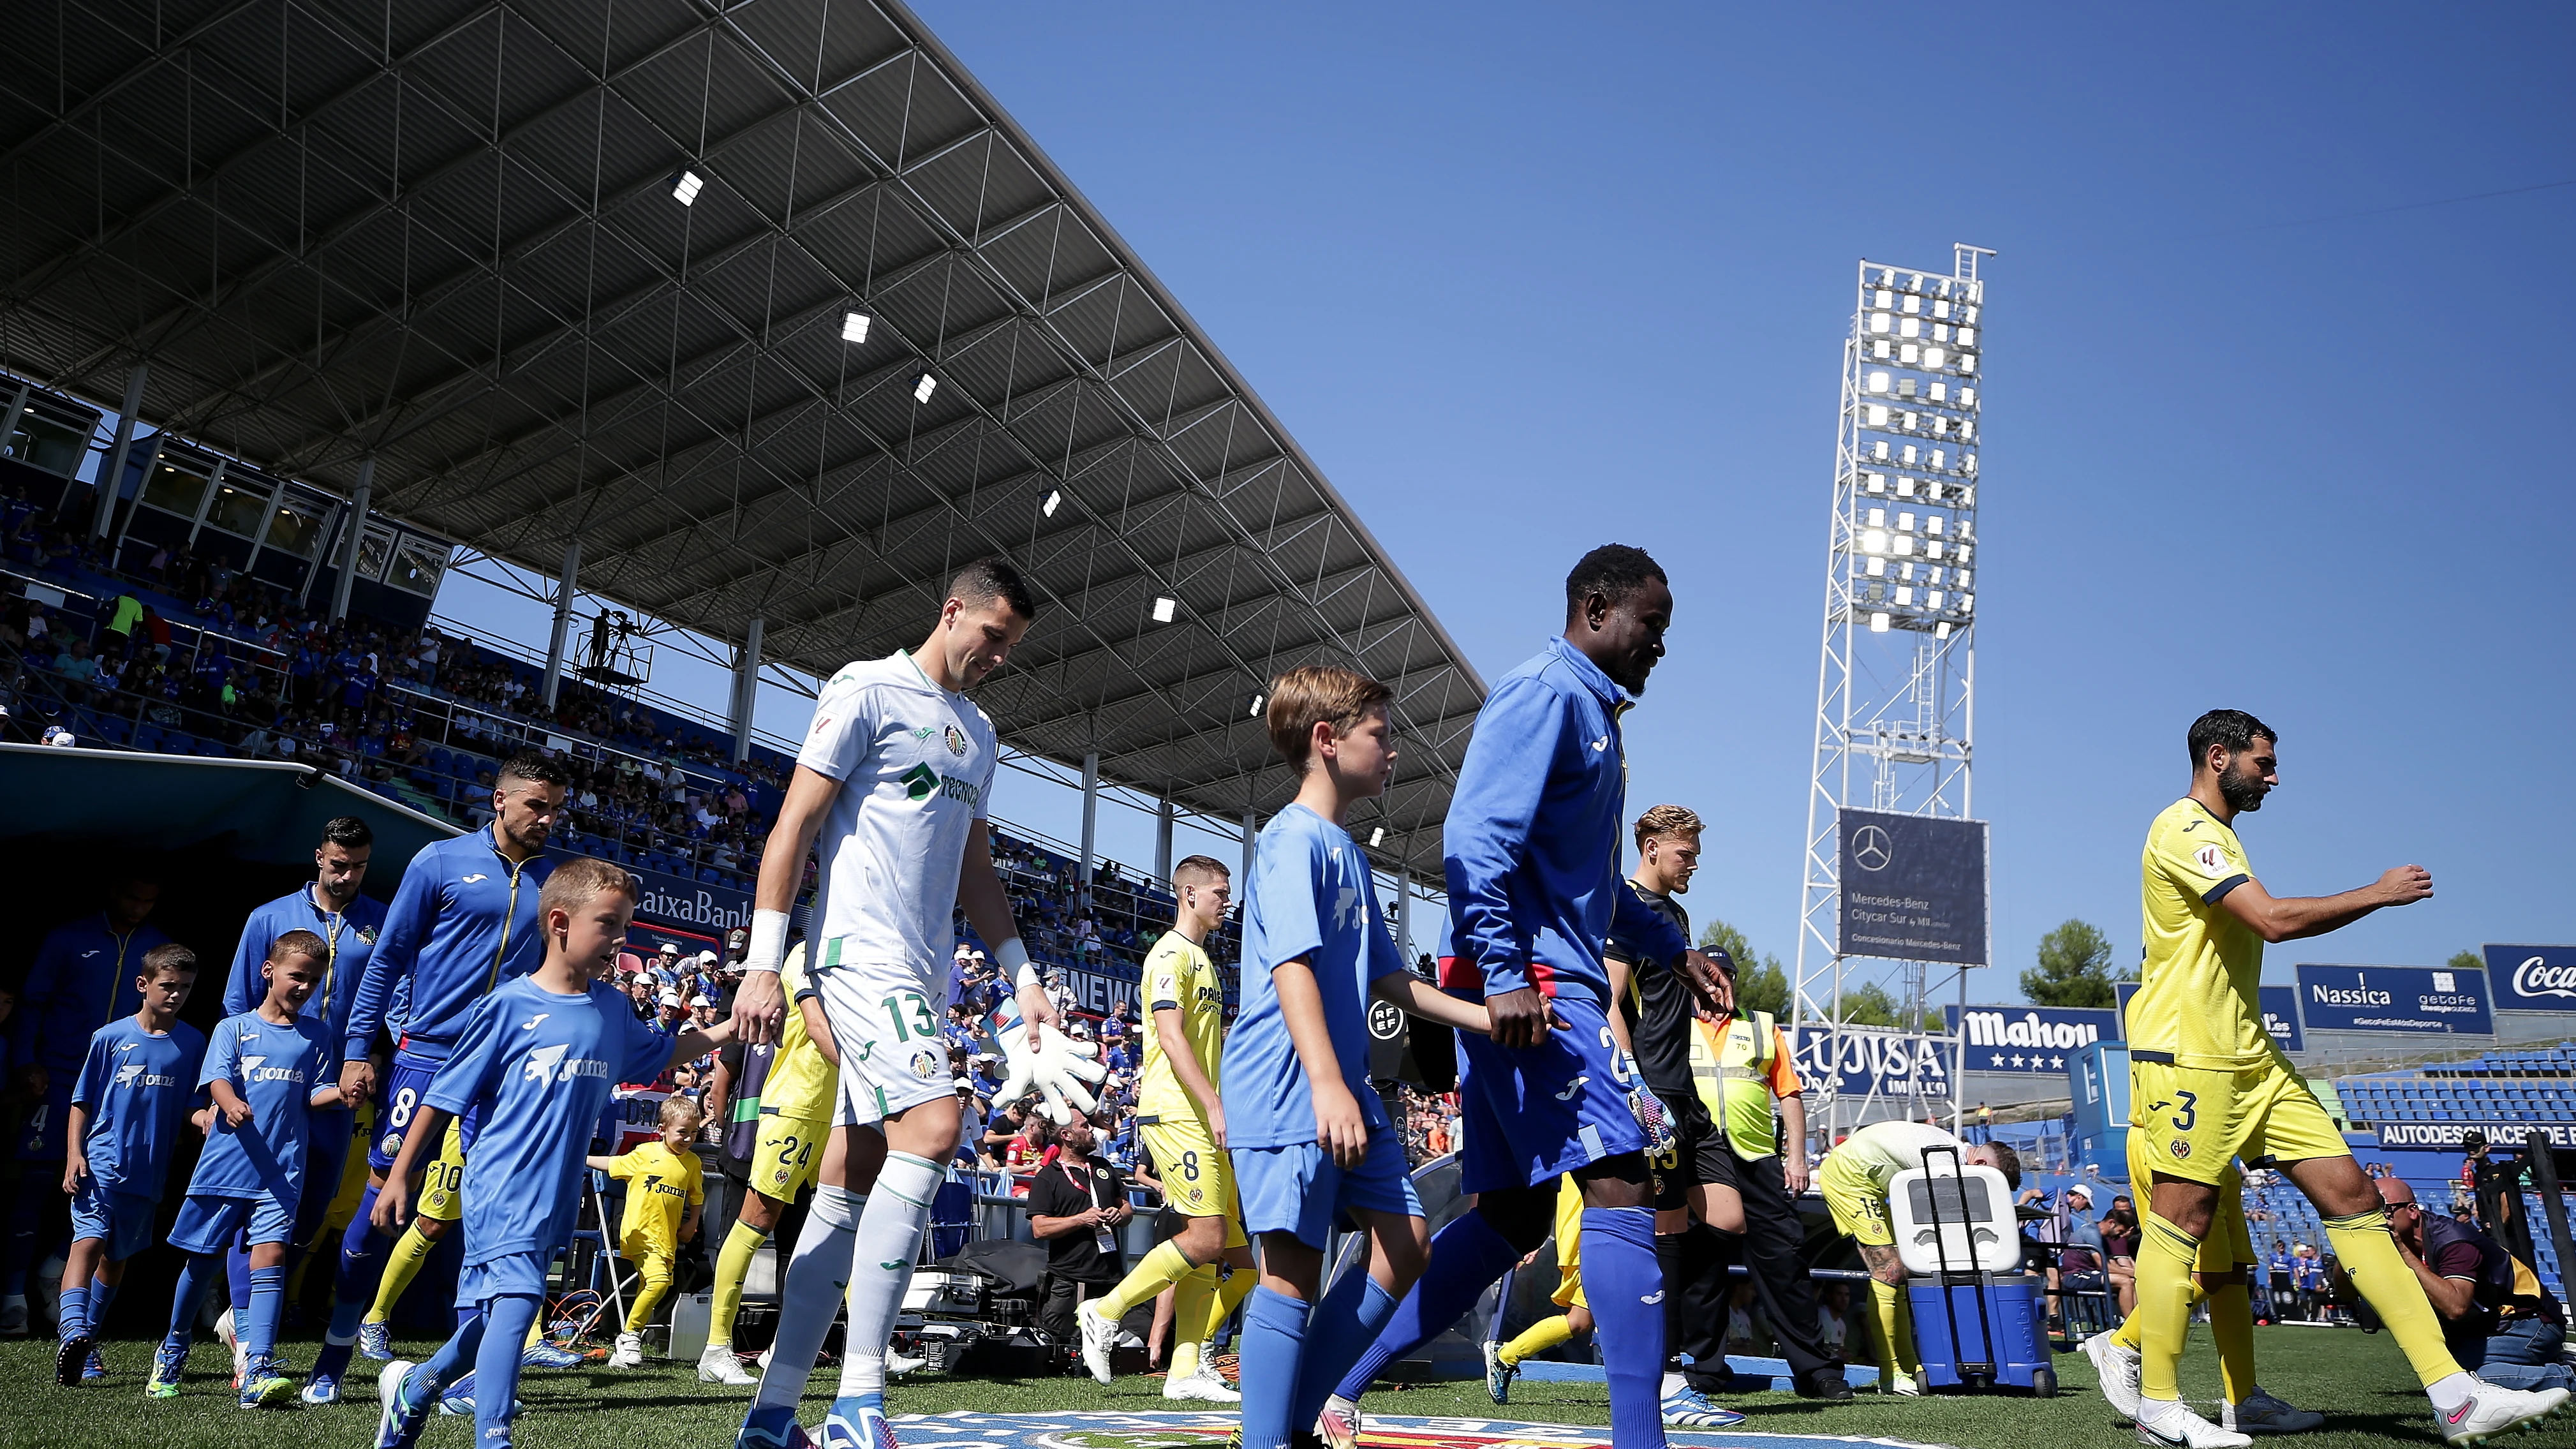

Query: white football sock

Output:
[2429, 1372, 2476, 1416]
[751, 1184, 861, 1411]
[834, 1152, 942, 1400]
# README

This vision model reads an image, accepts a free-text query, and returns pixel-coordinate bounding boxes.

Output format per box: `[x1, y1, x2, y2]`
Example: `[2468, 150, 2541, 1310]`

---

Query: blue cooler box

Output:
[1907, 1273, 2055, 1395]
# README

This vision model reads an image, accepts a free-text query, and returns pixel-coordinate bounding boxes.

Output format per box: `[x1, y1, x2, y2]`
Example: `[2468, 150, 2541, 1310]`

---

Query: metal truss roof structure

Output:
[0, 0, 1486, 882]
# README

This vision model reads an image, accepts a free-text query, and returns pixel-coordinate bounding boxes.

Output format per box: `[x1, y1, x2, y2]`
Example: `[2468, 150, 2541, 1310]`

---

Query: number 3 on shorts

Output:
[2168, 1089, 2198, 1132]
[880, 990, 937, 1043]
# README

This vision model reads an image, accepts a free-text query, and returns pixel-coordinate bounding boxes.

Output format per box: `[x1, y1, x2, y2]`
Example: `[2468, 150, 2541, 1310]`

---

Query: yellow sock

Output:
[366, 1221, 439, 1325]
[1499, 1314, 1576, 1368]
[526, 1314, 546, 1348]
[2110, 1277, 2205, 1353]
[1201, 1263, 1256, 1342]
[1867, 1280, 1920, 1380]
[1169, 1339, 1199, 1380]
[1170, 1264, 1217, 1353]
[1097, 1240, 1199, 1321]
[2136, 1212, 2203, 1401]
[2323, 1208, 2463, 1388]
[709, 1221, 769, 1350]
[2208, 1282, 2255, 1406]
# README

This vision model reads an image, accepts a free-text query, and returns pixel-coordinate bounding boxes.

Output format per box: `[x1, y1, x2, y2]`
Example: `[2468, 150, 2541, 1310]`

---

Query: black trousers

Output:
[1038, 1272, 1114, 1348]
[1689, 1152, 1839, 1388]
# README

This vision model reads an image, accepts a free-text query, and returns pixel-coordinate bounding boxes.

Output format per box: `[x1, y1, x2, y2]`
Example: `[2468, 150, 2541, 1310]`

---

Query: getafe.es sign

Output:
[2487, 944, 2576, 1013]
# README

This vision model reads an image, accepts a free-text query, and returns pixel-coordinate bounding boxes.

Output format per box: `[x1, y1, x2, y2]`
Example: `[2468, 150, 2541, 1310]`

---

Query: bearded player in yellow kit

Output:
[2121, 709, 2567, 1449]
[1074, 855, 1255, 1402]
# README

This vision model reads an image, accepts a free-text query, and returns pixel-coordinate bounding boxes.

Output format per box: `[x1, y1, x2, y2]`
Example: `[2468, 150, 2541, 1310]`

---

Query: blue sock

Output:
[416, 1309, 487, 1401]
[332, 1185, 392, 1312]
[243, 1265, 285, 1367]
[1238, 1286, 1310, 1449]
[1581, 1206, 1668, 1449]
[1296, 1272, 1399, 1425]
[58, 1285, 89, 1341]
[475, 1295, 542, 1448]
[167, 1252, 219, 1349]
[225, 1237, 253, 1316]
[1333, 1207, 1522, 1401]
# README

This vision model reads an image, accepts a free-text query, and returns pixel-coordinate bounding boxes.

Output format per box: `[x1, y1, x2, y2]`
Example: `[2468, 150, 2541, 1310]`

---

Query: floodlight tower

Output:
[1793, 244, 1994, 1134]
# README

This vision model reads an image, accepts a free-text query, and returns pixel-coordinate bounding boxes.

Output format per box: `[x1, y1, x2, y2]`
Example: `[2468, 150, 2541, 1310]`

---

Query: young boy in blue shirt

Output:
[371, 857, 730, 1449]
[55, 944, 207, 1387]
[1221, 666, 1491, 1449]
[148, 929, 349, 1406]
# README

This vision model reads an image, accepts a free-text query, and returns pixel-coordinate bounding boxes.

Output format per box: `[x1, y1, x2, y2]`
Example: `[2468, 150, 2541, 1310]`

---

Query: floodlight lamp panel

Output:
[914, 373, 938, 403]
[1151, 597, 1178, 623]
[1369, 827, 1386, 848]
[1870, 612, 1891, 632]
[1248, 693, 1265, 718]
[1936, 621, 1953, 640]
[841, 312, 871, 343]
[1869, 371, 1891, 394]
[671, 170, 704, 205]
[1860, 528, 1888, 554]
[1042, 489, 1062, 517]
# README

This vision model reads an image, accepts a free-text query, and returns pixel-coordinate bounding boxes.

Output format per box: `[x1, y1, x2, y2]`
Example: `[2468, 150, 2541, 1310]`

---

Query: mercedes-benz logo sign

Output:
[1368, 999, 1404, 1041]
[1851, 824, 1893, 872]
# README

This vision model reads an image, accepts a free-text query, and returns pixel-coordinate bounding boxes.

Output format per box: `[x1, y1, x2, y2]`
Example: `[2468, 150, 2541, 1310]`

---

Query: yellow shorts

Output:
[748, 1110, 831, 1204]
[417, 1118, 467, 1224]
[2123, 1122, 2253, 1269]
[1818, 1151, 1892, 1249]
[1139, 1116, 1247, 1249]
[2129, 1057, 2347, 1189]
[1550, 1176, 1587, 1309]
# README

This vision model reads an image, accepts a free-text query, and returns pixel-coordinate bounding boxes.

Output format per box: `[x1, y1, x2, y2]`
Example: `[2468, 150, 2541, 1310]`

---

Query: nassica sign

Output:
[2115, 980, 2304, 1053]
[1795, 1025, 1955, 1101]
[2485, 945, 2576, 1013]
[1944, 1006, 2117, 1074]
[1837, 809, 1988, 967]
[2296, 964, 2493, 1036]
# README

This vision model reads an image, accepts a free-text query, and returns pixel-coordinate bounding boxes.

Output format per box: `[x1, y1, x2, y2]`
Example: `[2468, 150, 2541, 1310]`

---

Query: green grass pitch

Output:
[0, 1324, 2543, 1449]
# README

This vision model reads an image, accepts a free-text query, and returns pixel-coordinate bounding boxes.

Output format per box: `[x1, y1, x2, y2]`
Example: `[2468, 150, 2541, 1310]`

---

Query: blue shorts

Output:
[1454, 991, 1642, 1196]
[15, 1079, 71, 1163]
[68, 1182, 158, 1261]
[370, 1052, 480, 1171]
[457, 1249, 552, 1307]
[1232, 1131, 1421, 1249]
[168, 1191, 295, 1255]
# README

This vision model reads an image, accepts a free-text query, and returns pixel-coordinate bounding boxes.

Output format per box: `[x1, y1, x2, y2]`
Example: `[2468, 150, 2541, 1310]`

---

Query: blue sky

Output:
[453, 4, 2575, 1000]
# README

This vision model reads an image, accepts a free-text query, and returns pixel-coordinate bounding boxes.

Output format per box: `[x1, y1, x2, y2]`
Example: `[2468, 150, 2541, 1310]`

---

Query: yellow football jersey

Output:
[608, 1140, 704, 1254]
[761, 942, 838, 1124]
[1138, 930, 1223, 1122]
[2130, 798, 2272, 1070]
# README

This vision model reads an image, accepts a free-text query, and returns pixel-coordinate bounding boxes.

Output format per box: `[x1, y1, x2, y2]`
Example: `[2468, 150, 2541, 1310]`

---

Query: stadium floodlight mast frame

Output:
[1793, 244, 1995, 1145]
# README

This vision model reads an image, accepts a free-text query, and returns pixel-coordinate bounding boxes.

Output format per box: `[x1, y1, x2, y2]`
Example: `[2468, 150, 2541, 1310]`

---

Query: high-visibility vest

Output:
[1691, 1010, 1782, 1161]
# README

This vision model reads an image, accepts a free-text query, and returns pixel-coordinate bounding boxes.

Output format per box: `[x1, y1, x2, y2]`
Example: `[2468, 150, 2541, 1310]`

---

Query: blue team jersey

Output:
[1441, 637, 1687, 1006]
[344, 831, 555, 1062]
[189, 1010, 334, 1201]
[7, 914, 177, 1076]
[426, 976, 674, 1267]
[71, 1017, 207, 1199]
[1221, 805, 1406, 1150]
[224, 886, 389, 1054]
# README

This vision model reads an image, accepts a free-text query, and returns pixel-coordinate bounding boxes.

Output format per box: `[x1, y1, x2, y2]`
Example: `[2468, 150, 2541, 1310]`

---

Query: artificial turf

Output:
[0, 1322, 2555, 1449]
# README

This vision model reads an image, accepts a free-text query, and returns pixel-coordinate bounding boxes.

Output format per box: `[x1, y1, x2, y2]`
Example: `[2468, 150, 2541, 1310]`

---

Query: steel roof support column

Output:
[89, 360, 149, 539]
[1079, 751, 1100, 901]
[1153, 796, 1174, 884]
[1240, 812, 1256, 890]
[327, 456, 374, 623]
[1395, 876, 1414, 966]
[540, 537, 582, 710]
[729, 617, 765, 765]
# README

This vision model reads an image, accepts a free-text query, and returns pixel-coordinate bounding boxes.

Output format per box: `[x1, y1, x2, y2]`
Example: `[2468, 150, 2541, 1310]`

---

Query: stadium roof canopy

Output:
[0, 0, 1487, 882]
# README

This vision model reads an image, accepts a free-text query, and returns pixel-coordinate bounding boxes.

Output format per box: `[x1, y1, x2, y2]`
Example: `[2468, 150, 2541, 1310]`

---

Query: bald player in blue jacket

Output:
[1320, 546, 1729, 1449]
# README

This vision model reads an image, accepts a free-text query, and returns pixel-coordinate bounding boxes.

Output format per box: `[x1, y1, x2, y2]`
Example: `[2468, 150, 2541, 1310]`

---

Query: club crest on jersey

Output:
[944, 724, 968, 757]
[910, 1047, 943, 1079]
[2170, 1138, 2192, 1158]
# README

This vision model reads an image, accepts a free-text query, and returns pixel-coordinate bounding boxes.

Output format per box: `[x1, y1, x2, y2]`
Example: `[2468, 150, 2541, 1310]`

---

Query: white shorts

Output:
[811, 948, 956, 1128]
